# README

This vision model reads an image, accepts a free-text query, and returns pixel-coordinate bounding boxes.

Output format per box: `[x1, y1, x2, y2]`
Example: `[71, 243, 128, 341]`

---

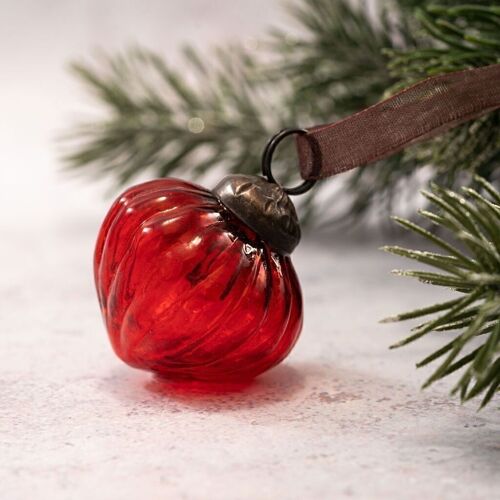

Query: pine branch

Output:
[63, 0, 499, 225]
[385, 3, 500, 186]
[62, 0, 419, 224]
[383, 176, 500, 407]
[63, 46, 301, 185]
[269, 0, 413, 120]
[336, 1, 500, 220]
[268, 0, 421, 224]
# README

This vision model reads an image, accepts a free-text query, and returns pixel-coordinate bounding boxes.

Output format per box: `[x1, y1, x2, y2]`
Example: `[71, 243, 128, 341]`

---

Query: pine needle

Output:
[384, 180, 500, 407]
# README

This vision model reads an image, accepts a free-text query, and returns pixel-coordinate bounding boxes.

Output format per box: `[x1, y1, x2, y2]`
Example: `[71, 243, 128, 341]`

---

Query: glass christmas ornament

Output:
[95, 163, 307, 381]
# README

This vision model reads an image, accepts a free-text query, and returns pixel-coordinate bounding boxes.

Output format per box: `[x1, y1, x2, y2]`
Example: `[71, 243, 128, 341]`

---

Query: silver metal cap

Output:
[213, 174, 301, 255]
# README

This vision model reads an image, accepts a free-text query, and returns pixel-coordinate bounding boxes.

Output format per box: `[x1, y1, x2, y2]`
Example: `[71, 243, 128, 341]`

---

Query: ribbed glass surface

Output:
[95, 179, 303, 382]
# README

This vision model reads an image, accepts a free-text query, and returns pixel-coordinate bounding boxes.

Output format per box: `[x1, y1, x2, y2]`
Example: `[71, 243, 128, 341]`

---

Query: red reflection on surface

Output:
[148, 377, 254, 397]
[95, 179, 303, 382]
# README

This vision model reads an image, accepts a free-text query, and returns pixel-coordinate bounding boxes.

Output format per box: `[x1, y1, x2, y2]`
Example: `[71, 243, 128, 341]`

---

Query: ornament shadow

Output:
[143, 363, 307, 411]
[103, 361, 397, 413]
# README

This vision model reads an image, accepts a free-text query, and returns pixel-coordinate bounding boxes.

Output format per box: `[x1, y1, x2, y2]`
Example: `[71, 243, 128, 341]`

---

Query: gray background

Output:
[1, 2, 498, 499]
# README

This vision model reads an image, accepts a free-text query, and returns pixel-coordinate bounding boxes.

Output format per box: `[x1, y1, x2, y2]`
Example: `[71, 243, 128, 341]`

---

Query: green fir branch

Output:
[383, 177, 500, 407]
[385, 3, 500, 185]
[63, 0, 499, 224]
[63, 46, 300, 185]
[269, 0, 413, 120]
[62, 0, 419, 223]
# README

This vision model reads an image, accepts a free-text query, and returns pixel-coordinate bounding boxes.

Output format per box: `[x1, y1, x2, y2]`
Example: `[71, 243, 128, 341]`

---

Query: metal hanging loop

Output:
[261, 128, 317, 196]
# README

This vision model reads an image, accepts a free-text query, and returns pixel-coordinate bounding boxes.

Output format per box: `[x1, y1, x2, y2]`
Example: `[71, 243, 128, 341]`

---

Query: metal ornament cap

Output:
[213, 174, 301, 255]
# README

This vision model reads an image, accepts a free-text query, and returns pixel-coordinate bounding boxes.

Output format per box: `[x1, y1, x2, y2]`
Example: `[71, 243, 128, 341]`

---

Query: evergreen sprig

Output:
[383, 176, 500, 407]
[63, 46, 297, 186]
[63, 0, 499, 223]
[386, 3, 500, 184]
[269, 0, 413, 120]
[62, 0, 418, 223]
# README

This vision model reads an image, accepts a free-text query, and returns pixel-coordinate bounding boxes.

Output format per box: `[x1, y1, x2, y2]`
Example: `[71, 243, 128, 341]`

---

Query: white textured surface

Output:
[2, 228, 500, 500]
[1, 2, 499, 499]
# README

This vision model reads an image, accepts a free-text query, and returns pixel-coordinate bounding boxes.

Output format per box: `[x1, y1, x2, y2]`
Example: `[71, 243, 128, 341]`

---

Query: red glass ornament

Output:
[95, 178, 303, 382]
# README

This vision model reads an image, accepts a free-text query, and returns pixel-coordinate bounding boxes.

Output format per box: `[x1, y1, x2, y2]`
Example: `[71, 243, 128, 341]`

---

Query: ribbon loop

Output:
[296, 64, 500, 180]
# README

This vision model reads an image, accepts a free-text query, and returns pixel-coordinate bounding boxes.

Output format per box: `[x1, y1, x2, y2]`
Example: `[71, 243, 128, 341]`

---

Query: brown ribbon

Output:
[296, 63, 500, 180]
